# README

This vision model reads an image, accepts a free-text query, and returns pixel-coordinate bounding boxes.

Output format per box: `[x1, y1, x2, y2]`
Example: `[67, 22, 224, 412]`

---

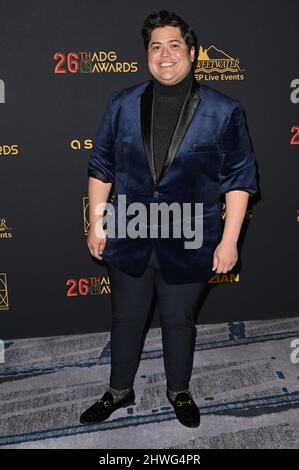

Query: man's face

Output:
[147, 25, 195, 85]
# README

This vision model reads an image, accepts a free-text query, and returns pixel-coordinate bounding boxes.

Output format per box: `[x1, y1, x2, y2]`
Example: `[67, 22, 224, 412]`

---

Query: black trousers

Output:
[106, 249, 208, 391]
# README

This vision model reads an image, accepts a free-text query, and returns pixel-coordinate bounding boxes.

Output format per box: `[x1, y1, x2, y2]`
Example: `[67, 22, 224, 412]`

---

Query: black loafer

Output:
[80, 388, 135, 424]
[166, 390, 200, 428]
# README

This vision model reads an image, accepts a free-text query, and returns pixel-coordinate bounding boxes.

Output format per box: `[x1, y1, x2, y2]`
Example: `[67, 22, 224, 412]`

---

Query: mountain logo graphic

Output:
[195, 44, 244, 74]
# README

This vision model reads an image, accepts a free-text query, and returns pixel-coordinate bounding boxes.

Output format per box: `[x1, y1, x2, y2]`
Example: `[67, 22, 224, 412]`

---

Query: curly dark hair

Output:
[141, 9, 198, 69]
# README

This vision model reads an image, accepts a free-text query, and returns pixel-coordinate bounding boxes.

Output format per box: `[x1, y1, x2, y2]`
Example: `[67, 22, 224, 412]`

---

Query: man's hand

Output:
[212, 239, 238, 274]
[87, 225, 107, 261]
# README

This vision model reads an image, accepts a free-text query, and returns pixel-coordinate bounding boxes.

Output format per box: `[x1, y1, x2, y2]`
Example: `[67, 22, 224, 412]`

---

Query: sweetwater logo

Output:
[54, 51, 138, 74]
[194, 44, 245, 81]
[0, 273, 9, 311]
[66, 276, 111, 296]
[0, 218, 13, 239]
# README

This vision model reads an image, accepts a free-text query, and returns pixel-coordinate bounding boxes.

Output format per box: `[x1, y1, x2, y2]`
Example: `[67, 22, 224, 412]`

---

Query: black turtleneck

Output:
[152, 67, 193, 181]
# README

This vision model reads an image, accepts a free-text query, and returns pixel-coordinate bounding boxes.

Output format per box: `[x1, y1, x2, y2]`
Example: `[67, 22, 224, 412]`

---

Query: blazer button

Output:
[153, 191, 159, 198]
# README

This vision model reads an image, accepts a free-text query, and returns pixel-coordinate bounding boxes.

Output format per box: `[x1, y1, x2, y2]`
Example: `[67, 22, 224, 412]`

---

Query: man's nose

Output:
[160, 46, 171, 57]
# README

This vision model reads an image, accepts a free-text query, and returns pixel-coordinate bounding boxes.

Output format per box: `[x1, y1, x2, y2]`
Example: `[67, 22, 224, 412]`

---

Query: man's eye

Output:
[171, 44, 179, 47]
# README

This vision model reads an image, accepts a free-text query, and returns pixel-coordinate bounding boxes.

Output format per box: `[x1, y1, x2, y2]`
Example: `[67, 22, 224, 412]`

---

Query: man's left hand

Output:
[212, 240, 238, 274]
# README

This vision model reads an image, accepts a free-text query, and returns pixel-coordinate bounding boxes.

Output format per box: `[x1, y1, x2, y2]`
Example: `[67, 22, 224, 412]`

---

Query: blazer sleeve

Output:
[87, 92, 116, 184]
[219, 102, 257, 196]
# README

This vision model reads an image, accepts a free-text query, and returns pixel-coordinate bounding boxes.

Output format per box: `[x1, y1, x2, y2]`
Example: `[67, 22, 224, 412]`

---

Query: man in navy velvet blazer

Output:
[87, 36, 257, 285]
[81, 10, 258, 428]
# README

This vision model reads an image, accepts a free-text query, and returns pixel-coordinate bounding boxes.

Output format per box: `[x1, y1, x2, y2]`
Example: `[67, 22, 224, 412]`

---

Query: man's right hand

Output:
[87, 225, 107, 261]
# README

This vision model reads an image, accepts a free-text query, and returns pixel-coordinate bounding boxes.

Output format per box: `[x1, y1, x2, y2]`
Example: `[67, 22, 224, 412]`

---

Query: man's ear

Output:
[190, 46, 195, 62]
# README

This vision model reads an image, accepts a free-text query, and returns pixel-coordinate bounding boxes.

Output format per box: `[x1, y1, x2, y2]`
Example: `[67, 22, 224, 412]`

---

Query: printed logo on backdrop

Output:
[66, 276, 110, 296]
[0, 273, 9, 311]
[70, 139, 92, 151]
[0, 79, 5, 103]
[290, 126, 299, 145]
[208, 272, 240, 284]
[0, 218, 13, 239]
[194, 44, 245, 82]
[54, 51, 138, 74]
[0, 144, 18, 158]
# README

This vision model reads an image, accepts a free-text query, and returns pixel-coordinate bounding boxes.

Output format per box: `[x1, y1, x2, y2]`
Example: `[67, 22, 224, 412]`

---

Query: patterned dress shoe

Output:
[80, 388, 135, 424]
[166, 390, 200, 428]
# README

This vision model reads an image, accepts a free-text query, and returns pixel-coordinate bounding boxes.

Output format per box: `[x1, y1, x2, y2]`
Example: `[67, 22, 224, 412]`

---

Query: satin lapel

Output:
[157, 75, 201, 184]
[140, 81, 156, 183]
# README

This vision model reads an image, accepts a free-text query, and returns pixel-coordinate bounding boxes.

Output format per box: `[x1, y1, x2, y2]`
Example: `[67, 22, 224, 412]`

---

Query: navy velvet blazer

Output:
[88, 75, 258, 284]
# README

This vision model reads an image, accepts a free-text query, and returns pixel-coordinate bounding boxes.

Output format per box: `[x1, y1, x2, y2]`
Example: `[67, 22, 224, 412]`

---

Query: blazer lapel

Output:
[140, 74, 201, 185]
[140, 81, 156, 183]
[158, 75, 201, 184]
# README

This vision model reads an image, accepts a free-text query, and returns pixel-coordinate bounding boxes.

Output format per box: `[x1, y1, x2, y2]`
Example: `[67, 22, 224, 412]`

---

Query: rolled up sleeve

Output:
[87, 92, 116, 184]
[219, 103, 257, 196]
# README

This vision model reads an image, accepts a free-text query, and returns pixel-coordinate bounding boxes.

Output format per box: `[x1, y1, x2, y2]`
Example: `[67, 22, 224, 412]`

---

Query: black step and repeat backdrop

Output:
[0, 0, 298, 339]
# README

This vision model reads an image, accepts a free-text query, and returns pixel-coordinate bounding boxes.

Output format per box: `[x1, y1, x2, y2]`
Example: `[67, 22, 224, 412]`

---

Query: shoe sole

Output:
[178, 419, 200, 428]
